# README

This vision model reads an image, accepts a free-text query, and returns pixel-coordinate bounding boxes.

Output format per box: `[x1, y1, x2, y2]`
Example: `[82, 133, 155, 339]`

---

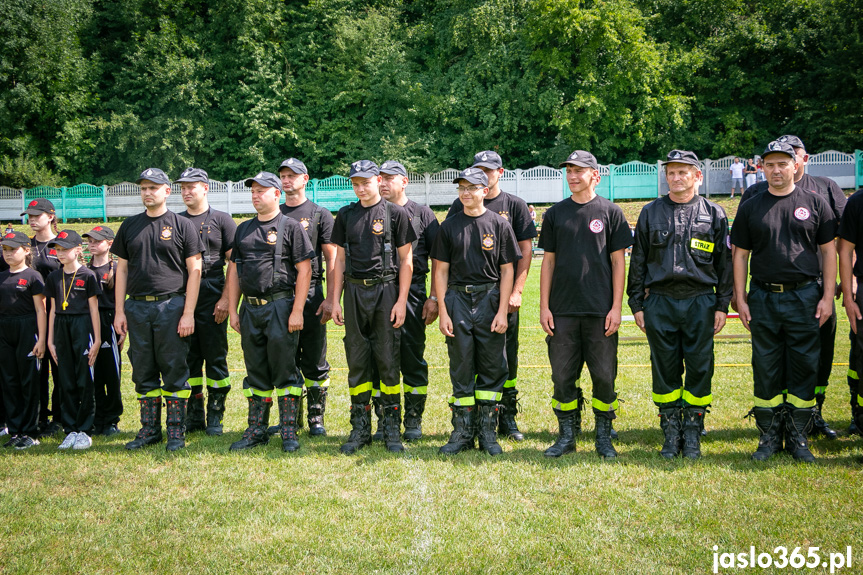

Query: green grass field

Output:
[2, 201, 862, 574]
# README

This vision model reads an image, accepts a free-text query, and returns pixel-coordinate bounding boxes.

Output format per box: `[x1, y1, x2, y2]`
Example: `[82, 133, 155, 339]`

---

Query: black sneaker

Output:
[102, 424, 120, 437]
[3, 435, 21, 448]
[15, 436, 40, 450]
[39, 421, 62, 438]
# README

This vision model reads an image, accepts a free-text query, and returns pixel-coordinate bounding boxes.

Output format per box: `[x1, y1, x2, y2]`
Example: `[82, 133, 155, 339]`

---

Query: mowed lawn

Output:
[2, 199, 862, 575]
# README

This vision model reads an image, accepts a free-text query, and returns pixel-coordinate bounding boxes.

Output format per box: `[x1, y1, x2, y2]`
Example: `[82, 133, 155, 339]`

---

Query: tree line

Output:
[1, 0, 860, 188]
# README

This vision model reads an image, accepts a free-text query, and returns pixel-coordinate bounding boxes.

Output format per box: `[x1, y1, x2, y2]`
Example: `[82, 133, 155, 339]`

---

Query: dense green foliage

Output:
[1, 0, 861, 186]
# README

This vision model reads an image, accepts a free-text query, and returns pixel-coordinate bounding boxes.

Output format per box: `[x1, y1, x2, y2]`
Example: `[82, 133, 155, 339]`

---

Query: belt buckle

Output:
[773, 283, 784, 293]
[362, 278, 375, 286]
[465, 285, 477, 293]
[145, 295, 157, 302]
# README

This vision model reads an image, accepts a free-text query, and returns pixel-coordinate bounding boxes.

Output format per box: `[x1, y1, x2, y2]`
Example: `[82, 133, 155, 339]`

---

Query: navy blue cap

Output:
[662, 149, 701, 167]
[380, 161, 407, 177]
[349, 160, 380, 178]
[175, 167, 209, 183]
[472, 150, 503, 170]
[0, 230, 30, 248]
[559, 150, 599, 170]
[777, 135, 805, 150]
[244, 171, 282, 190]
[278, 158, 308, 175]
[48, 229, 83, 249]
[82, 225, 115, 241]
[136, 168, 172, 186]
[21, 197, 56, 216]
[453, 167, 489, 187]
[762, 141, 796, 160]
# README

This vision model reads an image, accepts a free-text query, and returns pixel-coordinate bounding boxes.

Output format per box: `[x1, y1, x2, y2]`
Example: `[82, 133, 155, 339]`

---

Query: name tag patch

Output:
[690, 238, 714, 253]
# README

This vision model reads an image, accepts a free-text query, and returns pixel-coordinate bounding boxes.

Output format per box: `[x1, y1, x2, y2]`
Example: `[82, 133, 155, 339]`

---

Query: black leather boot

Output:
[659, 407, 682, 459]
[750, 406, 784, 461]
[498, 392, 524, 441]
[165, 397, 187, 452]
[543, 410, 575, 457]
[594, 411, 617, 459]
[371, 396, 384, 441]
[402, 394, 426, 441]
[382, 404, 405, 453]
[810, 393, 837, 439]
[185, 392, 205, 433]
[439, 406, 475, 455]
[205, 388, 229, 436]
[340, 403, 372, 455]
[278, 395, 301, 452]
[306, 386, 328, 436]
[681, 407, 704, 460]
[125, 396, 163, 450]
[784, 406, 816, 463]
[230, 396, 272, 451]
[477, 404, 503, 456]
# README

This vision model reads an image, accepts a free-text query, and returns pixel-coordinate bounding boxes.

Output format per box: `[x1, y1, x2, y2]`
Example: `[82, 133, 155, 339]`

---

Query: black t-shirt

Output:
[231, 214, 315, 298]
[44, 266, 101, 315]
[280, 200, 335, 282]
[0, 267, 44, 317]
[538, 195, 633, 316]
[331, 199, 417, 279]
[403, 200, 440, 284]
[31, 238, 61, 280]
[111, 210, 203, 297]
[430, 210, 520, 285]
[88, 261, 116, 310]
[741, 173, 846, 223]
[731, 186, 837, 283]
[838, 188, 863, 277]
[179, 208, 237, 282]
[447, 191, 538, 243]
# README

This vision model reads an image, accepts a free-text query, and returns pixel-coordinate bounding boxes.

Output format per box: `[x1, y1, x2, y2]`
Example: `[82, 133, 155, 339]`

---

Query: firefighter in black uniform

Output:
[628, 150, 732, 459]
[432, 167, 519, 456]
[732, 141, 837, 462]
[376, 160, 439, 441]
[112, 168, 203, 452]
[838, 186, 863, 460]
[327, 160, 416, 454]
[446, 151, 536, 441]
[227, 172, 313, 452]
[740, 135, 846, 439]
[177, 167, 237, 436]
[540, 151, 632, 459]
[277, 157, 336, 436]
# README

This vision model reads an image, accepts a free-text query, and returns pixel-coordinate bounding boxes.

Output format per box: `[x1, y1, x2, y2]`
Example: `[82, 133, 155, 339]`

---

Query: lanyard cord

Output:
[61, 267, 79, 310]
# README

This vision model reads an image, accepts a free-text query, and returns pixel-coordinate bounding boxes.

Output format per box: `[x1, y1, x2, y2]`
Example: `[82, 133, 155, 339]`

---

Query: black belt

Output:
[346, 274, 395, 286]
[752, 279, 816, 293]
[128, 292, 183, 302]
[451, 283, 496, 294]
[244, 289, 294, 306]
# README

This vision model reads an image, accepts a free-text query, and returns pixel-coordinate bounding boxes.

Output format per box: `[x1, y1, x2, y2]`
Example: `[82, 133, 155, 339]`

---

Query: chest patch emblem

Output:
[589, 219, 604, 233]
[482, 233, 495, 251]
[372, 219, 384, 235]
[266, 229, 278, 245]
[497, 211, 510, 221]
[300, 218, 310, 231]
[160, 226, 173, 240]
[794, 207, 810, 221]
[17, 278, 27, 287]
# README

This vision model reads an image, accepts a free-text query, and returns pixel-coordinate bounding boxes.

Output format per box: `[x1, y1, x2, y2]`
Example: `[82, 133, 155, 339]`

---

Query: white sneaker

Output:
[0, 426, 8, 437]
[59, 432, 78, 450]
[73, 433, 92, 450]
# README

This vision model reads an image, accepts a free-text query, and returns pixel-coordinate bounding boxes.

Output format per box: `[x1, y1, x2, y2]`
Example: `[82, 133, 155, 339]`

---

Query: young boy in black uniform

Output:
[539, 151, 632, 459]
[838, 186, 863, 460]
[83, 226, 124, 436]
[178, 167, 237, 436]
[377, 160, 439, 441]
[432, 167, 519, 456]
[45, 230, 102, 451]
[112, 168, 203, 452]
[327, 160, 416, 454]
[447, 151, 536, 441]
[628, 150, 732, 459]
[227, 171, 313, 453]
[278, 157, 336, 436]
[740, 135, 846, 440]
[732, 141, 837, 462]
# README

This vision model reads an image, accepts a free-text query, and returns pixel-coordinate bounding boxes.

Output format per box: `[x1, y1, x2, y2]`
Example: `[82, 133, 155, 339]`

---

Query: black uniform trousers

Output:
[239, 297, 301, 397]
[343, 281, 401, 406]
[125, 296, 192, 398]
[547, 316, 618, 413]
[295, 282, 331, 388]
[371, 282, 429, 399]
[187, 276, 230, 390]
[503, 309, 519, 394]
[39, 296, 60, 424]
[93, 309, 123, 428]
[445, 287, 507, 406]
[0, 314, 40, 437]
[848, 285, 863, 408]
[54, 314, 96, 434]
[748, 282, 821, 409]
[643, 293, 716, 408]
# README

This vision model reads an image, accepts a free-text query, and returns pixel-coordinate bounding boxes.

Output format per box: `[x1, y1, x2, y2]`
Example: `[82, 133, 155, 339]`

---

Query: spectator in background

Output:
[744, 158, 758, 188]
[755, 156, 766, 182]
[729, 157, 745, 198]
[528, 205, 537, 224]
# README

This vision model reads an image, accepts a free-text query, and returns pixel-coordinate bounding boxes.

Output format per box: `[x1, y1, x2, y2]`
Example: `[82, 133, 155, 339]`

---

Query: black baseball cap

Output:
[349, 160, 380, 178]
[244, 171, 282, 190]
[82, 225, 115, 241]
[136, 168, 172, 185]
[777, 135, 805, 150]
[380, 161, 408, 177]
[278, 158, 308, 175]
[472, 151, 503, 170]
[559, 150, 599, 170]
[0, 230, 30, 248]
[21, 198, 56, 216]
[662, 150, 701, 167]
[175, 167, 209, 183]
[49, 230, 83, 249]
[453, 167, 489, 187]
[762, 141, 796, 160]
